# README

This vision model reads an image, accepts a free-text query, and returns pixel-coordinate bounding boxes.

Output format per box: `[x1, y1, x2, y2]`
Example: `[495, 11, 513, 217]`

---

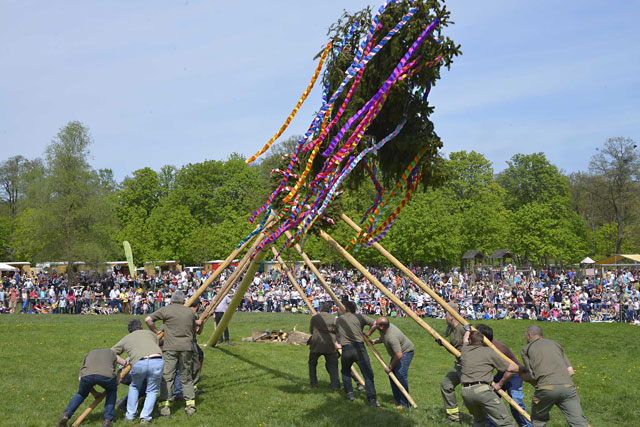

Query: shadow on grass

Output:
[294, 391, 417, 427]
[215, 346, 301, 383]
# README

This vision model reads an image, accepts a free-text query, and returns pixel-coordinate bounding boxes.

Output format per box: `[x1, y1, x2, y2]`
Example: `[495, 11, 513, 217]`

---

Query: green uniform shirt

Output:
[111, 329, 162, 366]
[521, 337, 573, 387]
[79, 349, 117, 379]
[309, 312, 337, 353]
[449, 323, 466, 351]
[460, 344, 510, 383]
[149, 303, 197, 351]
[380, 324, 414, 358]
[335, 312, 374, 346]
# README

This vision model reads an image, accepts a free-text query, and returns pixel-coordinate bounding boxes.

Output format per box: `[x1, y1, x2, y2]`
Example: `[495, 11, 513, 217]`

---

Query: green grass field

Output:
[1, 312, 639, 426]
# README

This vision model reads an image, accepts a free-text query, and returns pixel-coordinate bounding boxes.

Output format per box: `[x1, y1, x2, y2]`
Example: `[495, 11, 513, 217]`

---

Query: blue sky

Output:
[1, 1, 638, 180]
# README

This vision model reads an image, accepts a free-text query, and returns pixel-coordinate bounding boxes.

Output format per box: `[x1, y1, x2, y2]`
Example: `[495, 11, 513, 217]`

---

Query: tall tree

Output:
[0, 155, 43, 217]
[15, 122, 119, 270]
[588, 137, 639, 254]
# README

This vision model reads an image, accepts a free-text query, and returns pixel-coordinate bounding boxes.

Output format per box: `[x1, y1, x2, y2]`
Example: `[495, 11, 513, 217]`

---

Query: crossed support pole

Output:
[337, 213, 532, 422]
[281, 233, 415, 405]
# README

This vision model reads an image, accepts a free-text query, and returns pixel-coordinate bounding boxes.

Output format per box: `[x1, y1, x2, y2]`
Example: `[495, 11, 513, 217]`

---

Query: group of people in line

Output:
[307, 300, 590, 426]
[3, 264, 640, 325]
[58, 291, 204, 426]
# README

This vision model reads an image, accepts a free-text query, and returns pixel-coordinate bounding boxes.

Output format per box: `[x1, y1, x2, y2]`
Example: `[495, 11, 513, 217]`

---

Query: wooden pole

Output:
[271, 247, 315, 314]
[205, 245, 270, 347]
[337, 215, 532, 421]
[364, 339, 417, 408]
[340, 214, 524, 364]
[185, 216, 273, 307]
[283, 230, 345, 313]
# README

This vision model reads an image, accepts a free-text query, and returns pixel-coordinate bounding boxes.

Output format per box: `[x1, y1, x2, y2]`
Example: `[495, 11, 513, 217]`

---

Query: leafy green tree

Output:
[14, 122, 119, 270]
[0, 155, 43, 217]
[588, 137, 639, 254]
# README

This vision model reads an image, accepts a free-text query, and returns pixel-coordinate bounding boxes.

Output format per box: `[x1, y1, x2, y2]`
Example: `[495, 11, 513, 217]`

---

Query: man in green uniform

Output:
[335, 300, 379, 406]
[58, 348, 127, 427]
[308, 301, 340, 391]
[460, 330, 520, 427]
[437, 302, 468, 422]
[521, 325, 589, 427]
[368, 317, 414, 408]
[145, 290, 202, 417]
[111, 318, 163, 424]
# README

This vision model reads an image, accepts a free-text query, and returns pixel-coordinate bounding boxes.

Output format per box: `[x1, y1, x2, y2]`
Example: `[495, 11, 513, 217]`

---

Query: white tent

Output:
[0, 262, 19, 272]
[580, 257, 596, 264]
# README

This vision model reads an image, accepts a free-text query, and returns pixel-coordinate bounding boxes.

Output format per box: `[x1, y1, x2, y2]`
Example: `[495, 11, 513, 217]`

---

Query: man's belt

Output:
[141, 355, 162, 360]
[462, 381, 489, 387]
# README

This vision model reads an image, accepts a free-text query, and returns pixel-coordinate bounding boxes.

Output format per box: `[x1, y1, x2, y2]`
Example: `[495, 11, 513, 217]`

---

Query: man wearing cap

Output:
[460, 330, 521, 427]
[145, 290, 202, 417]
[367, 317, 414, 408]
[58, 348, 128, 427]
[308, 301, 340, 391]
[335, 300, 379, 406]
[521, 325, 589, 427]
[111, 319, 163, 424]
[437, 302, 467, 423]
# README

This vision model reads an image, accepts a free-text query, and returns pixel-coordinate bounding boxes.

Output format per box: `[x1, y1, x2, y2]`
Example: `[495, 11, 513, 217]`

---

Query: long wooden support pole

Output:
[283, 230, 345, 313]
[319, 228, 529, 420]
[341, 213, 519, 362]
[364, 339, 417, 408]
[271, 247, 315, 314]
[205, 246, 270, 347]
[185, 217, 272, 307]
[340, 213, 531, 421]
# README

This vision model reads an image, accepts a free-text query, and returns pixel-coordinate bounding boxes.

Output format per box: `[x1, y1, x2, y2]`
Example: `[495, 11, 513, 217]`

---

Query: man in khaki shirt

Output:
[437, 302, 469, 422]
[335, 301, 378, 406]
[521, 325, 588, 427]
[146, 290, 203, 417]
[460, 331, 520, 427]
[58, 349, 127, 427]
[111, 318, 163, 424]
[308, 302, 340, 391]
[368, 317, 414, 408]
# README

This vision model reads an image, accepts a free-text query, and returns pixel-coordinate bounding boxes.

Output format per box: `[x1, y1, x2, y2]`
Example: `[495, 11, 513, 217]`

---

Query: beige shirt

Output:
[149, 303, 197, 351]
[111, 330, 162, 366]
[460, 344, 510, 383]
[309, 312, 337, 353]
[79, 349, 116, 379]
[380, 324, 414, 358]
[449, 323, 466, 351]
[335, 313, 374, 346]
[521, 338, 573, 387]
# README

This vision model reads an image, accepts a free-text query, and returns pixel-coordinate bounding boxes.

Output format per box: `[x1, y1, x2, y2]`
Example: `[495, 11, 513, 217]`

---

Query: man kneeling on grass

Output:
[58, 348, 128, 427]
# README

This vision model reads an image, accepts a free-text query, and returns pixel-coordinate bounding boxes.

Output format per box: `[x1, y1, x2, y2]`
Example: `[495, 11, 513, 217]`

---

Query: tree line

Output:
[1, 121, 638, 269]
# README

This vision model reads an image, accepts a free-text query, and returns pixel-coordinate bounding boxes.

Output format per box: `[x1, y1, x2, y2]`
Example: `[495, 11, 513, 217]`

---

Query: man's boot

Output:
[58, 413, 70, 427]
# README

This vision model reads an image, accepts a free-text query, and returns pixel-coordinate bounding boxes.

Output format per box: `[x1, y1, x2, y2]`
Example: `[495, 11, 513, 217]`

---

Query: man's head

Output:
[128, 318, 143, 333]
[445, 302, 459, 326]
[376, 317, 390, 332]
[344, 301, 357, 314]
[469, 330, 484, 346]
[170, 290, 185, 304]
[320, 301, 332, 313]
[474, 323, 493, 341]
[525, 324, 543, 343]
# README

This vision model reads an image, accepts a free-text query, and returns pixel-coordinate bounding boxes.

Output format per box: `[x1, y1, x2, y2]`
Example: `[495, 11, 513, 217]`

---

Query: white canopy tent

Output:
[580, 257, 596, 264]
[0, 262, 19, 272]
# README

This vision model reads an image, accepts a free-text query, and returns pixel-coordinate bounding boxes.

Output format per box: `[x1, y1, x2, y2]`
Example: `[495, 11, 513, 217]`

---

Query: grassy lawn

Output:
[1, 312, 639, 426]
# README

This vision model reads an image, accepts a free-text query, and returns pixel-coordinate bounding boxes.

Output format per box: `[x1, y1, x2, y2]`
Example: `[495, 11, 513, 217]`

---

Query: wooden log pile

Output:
[242, 328, 311, 346]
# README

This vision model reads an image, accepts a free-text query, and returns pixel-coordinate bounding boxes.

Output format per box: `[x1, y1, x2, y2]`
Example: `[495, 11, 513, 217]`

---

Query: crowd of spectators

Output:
[1, 264, 639, 324]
